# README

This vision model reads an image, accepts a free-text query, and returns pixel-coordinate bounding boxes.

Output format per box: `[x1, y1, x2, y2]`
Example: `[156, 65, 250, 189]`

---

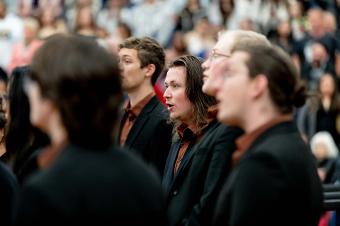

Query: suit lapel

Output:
[163, 141, 181, 196]
[166, 120, 220, 197]
[125, 96, 158, 147]
[174, 120, 219, 178]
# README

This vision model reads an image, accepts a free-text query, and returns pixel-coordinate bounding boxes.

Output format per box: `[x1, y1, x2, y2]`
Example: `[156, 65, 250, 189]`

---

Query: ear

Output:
[250, 74, 268, 99]
[144, 64, 156, 79]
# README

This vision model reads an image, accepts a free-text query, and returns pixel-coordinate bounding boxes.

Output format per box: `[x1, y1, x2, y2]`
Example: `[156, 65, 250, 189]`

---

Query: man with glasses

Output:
[202, 30, 271, 96]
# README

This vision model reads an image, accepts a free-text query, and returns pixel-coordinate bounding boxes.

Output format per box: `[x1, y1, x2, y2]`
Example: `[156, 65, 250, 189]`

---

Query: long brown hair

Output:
[168, 55, 216, 132]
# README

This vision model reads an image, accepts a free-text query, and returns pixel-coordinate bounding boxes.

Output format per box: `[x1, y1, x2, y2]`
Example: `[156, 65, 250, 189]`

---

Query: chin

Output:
[217, 112, 234, 125]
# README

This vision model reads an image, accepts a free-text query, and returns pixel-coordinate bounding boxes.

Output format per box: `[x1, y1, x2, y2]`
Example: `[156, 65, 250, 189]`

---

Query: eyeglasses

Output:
[207, 50, 231, 62]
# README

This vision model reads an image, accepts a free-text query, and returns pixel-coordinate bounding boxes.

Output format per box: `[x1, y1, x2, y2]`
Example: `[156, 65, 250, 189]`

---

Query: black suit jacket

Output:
[120, 96, 172, 175]
[15, 144, 167, 226]
[214, 121, 323, 226]
[0, 162, 18, 226]
[163, 120, 243, 226]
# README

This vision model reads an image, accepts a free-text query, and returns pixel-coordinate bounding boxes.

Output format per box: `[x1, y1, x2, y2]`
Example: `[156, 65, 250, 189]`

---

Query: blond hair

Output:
[218, 30, 271, 53]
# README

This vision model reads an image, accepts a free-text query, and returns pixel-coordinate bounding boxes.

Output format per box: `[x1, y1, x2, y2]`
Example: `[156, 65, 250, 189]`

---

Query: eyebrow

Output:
[120, 54, 133, 58]
[164, 80, 180, 86]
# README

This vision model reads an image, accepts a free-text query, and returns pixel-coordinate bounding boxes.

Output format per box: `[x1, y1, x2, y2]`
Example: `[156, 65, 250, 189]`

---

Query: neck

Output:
[187, 123, 198, 134]
[47, 112, 68, 148]
[127, 84, 154, 107]
[242, 104, 290, 133]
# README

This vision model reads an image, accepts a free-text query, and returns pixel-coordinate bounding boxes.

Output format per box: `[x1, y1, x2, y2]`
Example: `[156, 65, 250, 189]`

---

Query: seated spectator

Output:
[7, 17, 42, 74]
[300, 40, 336, 90]
[184, 17, 215, 58]
[311, 131, 339, 183]
[74, 6, 107, 38]
[37, 7, 68, 40]
[268, 20, 294, 54]
[297, 73, 340, 148]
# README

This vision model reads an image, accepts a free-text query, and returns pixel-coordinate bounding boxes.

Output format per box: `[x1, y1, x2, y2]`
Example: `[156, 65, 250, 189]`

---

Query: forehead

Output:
[165, 66, 187, 83]
[320, 74, 334, 83]
[118, 48, 138, 58]
[214, 34, 235, 54]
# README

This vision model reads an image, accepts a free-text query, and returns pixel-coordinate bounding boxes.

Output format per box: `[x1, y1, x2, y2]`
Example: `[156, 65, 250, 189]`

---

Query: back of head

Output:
[31, 34, 123, 149]
[119, 36, 165, 86]
[232, 44, 306, 114]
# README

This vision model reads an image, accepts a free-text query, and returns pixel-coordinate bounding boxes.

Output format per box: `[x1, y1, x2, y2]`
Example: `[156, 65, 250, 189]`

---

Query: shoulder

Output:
[0, 162, 18, 194]
[25, 145, 161, 189]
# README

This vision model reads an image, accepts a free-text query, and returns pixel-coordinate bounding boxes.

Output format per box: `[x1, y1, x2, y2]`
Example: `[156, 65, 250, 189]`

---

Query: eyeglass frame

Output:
[207, 50, 231, 62]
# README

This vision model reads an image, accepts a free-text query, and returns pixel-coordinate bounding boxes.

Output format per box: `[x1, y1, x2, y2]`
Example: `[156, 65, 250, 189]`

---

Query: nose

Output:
[163, 87, 171, 99]
[118, 61, 123, 71]
[202, 59, 209, 70]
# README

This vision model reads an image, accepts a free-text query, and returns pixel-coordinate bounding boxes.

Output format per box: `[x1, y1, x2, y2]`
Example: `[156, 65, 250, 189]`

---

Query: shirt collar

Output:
[124, 92, 154, 118]
[236, 115, 292, 153]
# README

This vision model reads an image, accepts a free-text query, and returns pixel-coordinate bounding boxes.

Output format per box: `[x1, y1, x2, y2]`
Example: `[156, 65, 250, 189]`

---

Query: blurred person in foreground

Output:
[15, 34, 166, 226]
[213, 44, 322, 226]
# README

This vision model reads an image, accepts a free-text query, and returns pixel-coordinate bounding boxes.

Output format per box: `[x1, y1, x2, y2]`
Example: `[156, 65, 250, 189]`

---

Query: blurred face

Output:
[216, 51, 252, 126]
[77, 7, 93, 28]
[313, 143, 328, 161]
[324, 13, 336, 33]
[312, 43, 328, 62]
[202, 34, 233, 96]
[41, 9, 55, 25]
[308, 9, 324, 32]
[163, 66, 193, 124]
[277, 21, 291, 37]
[289, 2, 302, 18]
[320, 74, 335, 97]
[118, 48, 147, 93]
[23, 77, 54, 132]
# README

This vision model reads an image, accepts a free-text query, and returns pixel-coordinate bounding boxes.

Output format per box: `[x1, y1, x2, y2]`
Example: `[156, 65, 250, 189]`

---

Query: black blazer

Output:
[15, 144, 167, 226]
[163, 120, 243, 226]
[0, 161, 18, 226]
[214, 121, 323, 226]
[120, 96, 172, 175]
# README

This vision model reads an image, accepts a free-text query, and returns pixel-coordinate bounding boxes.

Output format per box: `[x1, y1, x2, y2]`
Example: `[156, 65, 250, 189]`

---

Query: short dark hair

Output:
[233, 45, 306, 114]
[119, 37, 165, 86]
[169, 55, 216, 131]
[30, 34, 123, 149]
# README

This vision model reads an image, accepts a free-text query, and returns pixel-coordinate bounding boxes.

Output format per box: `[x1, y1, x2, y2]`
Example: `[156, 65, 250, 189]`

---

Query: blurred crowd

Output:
[0, 0, 338, 74]
[0, 1, 339, 225]
[0, 0, 339, 175]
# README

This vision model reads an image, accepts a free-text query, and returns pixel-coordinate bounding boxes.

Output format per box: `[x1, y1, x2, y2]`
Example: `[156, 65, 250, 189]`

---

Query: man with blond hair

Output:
[202, 30, 271, 96]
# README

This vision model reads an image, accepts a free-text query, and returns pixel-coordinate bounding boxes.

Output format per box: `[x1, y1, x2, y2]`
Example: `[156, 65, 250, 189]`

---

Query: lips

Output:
[166, 103, 174, 111]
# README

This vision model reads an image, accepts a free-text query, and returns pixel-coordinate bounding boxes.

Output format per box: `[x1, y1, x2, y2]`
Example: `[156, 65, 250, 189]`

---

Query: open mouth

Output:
[166, 103, 174, 111]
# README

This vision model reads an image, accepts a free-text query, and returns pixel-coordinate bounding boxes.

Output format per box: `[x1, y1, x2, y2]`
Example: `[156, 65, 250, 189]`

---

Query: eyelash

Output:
[165, 84, 179, 89]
